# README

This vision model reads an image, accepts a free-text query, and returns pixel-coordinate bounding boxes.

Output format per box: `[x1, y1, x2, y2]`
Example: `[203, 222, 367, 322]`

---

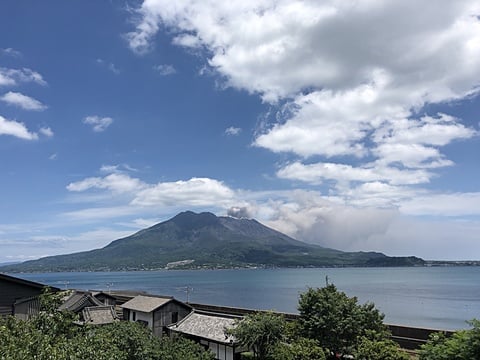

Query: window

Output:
[172, 311, 178, 323]
[132, 311, 136, 321]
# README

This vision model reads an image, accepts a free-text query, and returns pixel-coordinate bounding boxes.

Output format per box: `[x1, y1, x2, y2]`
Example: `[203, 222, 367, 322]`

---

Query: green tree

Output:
[297, 284, 388, 355]
[228, 311, 286, 360]
[419, 319, 480, 360]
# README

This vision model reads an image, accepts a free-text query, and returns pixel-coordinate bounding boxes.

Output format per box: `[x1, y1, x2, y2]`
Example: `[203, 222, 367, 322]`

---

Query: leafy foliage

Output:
[297, 285, 388, 354]
[228, 312, 286, 360]
[419, 319, 480, 360]
[230, 285, 412, 359]
[270, 338, 327, 360]
[353, 336, 409, 360]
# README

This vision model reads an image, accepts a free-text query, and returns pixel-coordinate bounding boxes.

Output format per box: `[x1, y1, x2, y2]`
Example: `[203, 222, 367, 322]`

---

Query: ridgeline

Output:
[1, 211, 424, 272]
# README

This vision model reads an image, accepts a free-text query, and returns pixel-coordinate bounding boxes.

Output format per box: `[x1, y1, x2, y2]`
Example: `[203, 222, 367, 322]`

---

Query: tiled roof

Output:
[82, 306, 117, 325]
[120, 295, 174, 313]
[168, 311, 239, 344]
[59, 291, 103, 313]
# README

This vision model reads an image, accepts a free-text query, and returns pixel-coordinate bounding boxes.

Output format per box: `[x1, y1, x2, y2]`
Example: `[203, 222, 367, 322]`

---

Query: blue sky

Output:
[0, 1, 479, 263]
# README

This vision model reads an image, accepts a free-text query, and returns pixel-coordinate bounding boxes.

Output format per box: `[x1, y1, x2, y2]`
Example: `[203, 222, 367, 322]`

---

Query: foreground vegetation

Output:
[1, 286, 478, 359]
[231, 285, 479, 360]
[230, 284, 409, 360]
[418, 319, 480, 360]
[0, 290, 213, 360]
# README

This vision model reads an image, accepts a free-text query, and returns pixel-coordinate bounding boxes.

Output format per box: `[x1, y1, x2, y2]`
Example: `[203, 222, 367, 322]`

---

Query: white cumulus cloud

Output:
[132, 177, 235, 207]
[0, 115, 38, 140]
[0, 67, 47, 87]
[153, 64, 176, 75]
[39, 127, 54, 137]
[225, 126, 242, 136]
[67, 173, 146, 194]
[126, 0, 479, 194]
[83, 115, 114, 132]
[0, 91, 47, 111]
[66, 171, 237, 221]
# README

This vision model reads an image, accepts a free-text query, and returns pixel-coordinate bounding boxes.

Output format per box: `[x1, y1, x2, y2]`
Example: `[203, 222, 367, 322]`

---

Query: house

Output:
[81, 305, 118, 325]
[121, 294, 191, 337]
[60, 290, 119, 325]
[91, 291, 117, 306]
[168, 310, 245, 360]
[58, 290, 118, 325]
[59, 290, 104, 313]
[0, 273, 59, 318]
[96, 290, 149, 320]
[13, 296, 43, 320]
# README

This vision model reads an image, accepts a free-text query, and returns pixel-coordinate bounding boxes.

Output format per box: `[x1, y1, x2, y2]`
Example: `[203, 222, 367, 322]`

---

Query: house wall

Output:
[94, 294, 116, 306]
[199, 339, 237, 360]
[128, 309, 152, 328]
[152, 302, 191, 337]
[0, 279, 44, 316]
[14, 297, 40, 320]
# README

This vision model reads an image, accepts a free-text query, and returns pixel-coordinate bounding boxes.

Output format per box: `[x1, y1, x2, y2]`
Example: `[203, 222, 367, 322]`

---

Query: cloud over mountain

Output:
[126, 0, 479, 206]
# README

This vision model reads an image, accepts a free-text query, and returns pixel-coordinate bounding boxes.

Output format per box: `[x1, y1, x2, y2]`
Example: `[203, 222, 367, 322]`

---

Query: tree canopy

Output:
[419, 319, 480, 360]
[228, 285, 409, 359]
[228, 311, 286, 360]
[297, 284, 389, 355]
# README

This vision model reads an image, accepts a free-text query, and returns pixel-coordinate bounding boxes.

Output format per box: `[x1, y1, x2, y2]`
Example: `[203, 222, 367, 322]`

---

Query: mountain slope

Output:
[1, 211, 424, 272]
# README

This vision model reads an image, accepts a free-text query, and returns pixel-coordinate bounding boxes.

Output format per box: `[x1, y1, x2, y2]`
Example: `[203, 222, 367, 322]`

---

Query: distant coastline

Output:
[4, 261, 480, 274]
[424, 260, 480, 267]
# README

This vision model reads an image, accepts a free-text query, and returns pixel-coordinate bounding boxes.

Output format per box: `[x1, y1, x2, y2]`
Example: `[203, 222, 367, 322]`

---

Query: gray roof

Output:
[59, 291, 103, 313]
[82, 306, 118, 325]
[0, 273, 60, 291]
[120, 295, 175, 313]
[168, 311, 239, 344]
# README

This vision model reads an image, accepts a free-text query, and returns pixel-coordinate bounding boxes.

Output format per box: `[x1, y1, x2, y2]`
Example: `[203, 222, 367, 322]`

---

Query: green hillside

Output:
[0, 211, 424, 272]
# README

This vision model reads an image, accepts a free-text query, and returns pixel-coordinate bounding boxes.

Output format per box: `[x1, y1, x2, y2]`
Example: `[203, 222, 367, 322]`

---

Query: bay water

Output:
[15, 266, 480, 331]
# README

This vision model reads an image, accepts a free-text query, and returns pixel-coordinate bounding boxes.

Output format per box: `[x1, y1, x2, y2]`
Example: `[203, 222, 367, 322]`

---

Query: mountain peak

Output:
[170, 211, 219, 230]
[0, 210, 425, 272]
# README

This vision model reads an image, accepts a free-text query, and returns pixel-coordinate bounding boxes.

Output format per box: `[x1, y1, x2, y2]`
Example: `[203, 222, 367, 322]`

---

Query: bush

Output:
[270, 338, 327, 360]
[353, 336, 409, 360]
[419, 319, 480, 360]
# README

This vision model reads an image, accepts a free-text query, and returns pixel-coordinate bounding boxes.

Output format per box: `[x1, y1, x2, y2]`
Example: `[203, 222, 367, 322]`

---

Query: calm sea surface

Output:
[14, 267, 480, 331]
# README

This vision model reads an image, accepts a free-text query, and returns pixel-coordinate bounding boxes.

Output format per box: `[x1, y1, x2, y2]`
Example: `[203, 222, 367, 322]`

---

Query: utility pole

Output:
[185, 286, 192, 303]
[106, 282, 113, 294]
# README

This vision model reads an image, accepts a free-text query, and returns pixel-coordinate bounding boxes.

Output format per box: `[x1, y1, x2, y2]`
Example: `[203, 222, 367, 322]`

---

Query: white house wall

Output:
[130, 310, 152, 328]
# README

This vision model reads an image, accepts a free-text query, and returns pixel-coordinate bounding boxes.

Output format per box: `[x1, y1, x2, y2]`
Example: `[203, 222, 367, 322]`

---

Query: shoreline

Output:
[3, 261, 480, 274]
